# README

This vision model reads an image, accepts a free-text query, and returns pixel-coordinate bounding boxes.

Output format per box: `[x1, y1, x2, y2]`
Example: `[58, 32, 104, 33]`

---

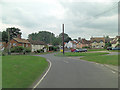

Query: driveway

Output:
[34, 53, 118, 88]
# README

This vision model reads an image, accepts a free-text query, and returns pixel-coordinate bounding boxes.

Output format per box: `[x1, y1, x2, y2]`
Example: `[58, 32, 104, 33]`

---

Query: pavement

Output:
[33, 53, 118, 88]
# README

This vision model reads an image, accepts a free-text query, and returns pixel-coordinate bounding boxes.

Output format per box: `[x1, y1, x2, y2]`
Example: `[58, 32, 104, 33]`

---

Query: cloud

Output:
[1, 0, 119, 39]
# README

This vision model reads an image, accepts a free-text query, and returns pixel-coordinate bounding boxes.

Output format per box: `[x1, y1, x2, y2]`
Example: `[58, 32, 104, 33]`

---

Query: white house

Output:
[30, 41, 46, 52]
[65, 41, 77, 49]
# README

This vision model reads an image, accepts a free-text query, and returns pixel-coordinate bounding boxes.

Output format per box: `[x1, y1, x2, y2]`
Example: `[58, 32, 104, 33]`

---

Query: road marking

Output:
[112, 71, 116, 73]
[33, 59, 52, 89]
[63, 60, 69, 63]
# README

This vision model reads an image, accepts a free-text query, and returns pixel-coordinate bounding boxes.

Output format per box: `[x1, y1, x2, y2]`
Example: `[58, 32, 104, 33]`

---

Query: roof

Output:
[105, 38, 114, 43]
[30, 40, 45, 45]
[77, 39, 90, 44]
[13, 38, 30, 44]
[90, 37, 105, 43]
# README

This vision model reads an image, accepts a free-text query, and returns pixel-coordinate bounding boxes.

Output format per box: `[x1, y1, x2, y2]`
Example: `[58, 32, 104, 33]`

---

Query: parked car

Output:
[72, 48, 87, 52]
[107, 47, 112, 50]
[112, 47, 120, 50]
[77, 48, 87, 52]
[71, 49, 76, 52]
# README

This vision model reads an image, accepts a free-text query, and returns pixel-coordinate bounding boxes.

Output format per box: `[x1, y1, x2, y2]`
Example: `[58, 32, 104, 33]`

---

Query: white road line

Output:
[63, 60, 69, 63]
[112, 71, 115, 73]
[33, 59, 52, 89]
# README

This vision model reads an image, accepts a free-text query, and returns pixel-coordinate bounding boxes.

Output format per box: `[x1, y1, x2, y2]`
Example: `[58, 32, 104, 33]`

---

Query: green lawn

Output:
[81, 55, 118, 66]
[2, 55, 48, 88]
[88, 49, 107, 51]
[56, 52, 109, 57]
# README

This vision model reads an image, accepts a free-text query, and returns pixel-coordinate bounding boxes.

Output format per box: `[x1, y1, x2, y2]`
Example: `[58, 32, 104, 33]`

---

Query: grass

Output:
[87, 49, 107, 51]
[55, 52, 109, 57]
[81, 55, 118, 66]
[109, 50, 120, 52]
[2, 55, 48, 88]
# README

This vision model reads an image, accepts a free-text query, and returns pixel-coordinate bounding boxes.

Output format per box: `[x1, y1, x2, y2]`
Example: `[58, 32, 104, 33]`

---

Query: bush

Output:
[24, 48, 31, 53]
[10, 46, 31, 53]
[11, 46, 24, 53]
[37, 49, 44, 53]
[82, 46, 90, 48]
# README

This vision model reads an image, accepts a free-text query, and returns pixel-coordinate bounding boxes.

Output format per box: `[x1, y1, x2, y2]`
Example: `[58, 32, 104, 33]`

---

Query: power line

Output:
[94, 2, 118, 17]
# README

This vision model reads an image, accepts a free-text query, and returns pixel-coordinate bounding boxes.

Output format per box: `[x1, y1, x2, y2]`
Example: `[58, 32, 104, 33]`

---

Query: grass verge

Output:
[55, 52, 109, 57]
[81, 55, 118, 66]
[87, 49, 107, 51]
[2, 55, 48, 88]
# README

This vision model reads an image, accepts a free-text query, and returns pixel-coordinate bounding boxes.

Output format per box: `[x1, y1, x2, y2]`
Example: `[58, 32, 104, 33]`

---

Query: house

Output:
[90, 37, 105, 48]
[111, 36, 120, 48]
[8, 34, 31, 48]
[65, 41, 77, 49]
[30, 40, 46, 52]
[0, 42, 6, 51]
[76, 38, 91, 48]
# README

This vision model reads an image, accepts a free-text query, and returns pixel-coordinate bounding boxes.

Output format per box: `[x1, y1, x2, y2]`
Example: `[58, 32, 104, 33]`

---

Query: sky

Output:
[0, 0, 119, 40]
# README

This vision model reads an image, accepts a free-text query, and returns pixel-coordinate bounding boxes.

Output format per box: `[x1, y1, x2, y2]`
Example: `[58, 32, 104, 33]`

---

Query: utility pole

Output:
[62, 24, 64, 55]
[8, 28, 11, 55]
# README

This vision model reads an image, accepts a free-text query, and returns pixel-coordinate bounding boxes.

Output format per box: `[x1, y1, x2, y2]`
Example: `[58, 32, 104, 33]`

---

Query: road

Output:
[34, 53, 118, 88]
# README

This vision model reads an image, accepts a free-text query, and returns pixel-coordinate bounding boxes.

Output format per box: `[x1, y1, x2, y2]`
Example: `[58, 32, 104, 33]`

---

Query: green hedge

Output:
[11, 46, 31, 53]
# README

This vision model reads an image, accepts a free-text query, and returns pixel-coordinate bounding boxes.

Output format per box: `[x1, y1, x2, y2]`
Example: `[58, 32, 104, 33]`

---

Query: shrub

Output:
[24, 48, 31, 53]
[82, 46, 90, 48]
[10, 46, 31, 53]
[11, 46, 24, 53]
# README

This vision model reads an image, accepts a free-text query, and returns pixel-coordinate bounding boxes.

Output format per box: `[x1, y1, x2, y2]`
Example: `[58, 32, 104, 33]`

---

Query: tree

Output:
[58, 33, 72, 44]
[6, 27, 22, 40]
[28, 31, 56, 45]
[105, 42, 111, 49]
[2, 27, 22, 42]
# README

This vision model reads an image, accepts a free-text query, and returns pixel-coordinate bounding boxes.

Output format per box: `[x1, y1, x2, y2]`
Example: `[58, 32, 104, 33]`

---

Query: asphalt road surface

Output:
[35, 53, 118, 88]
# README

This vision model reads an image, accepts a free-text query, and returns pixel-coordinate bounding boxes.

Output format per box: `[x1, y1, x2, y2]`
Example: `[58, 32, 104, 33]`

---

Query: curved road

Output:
[35, 53, 118, 88]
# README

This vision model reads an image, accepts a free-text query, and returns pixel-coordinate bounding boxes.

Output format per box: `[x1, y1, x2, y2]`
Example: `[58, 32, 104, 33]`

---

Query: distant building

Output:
[0, 42, 6, 51]
[30, 40, 46, 52]
[111, 36, 120, 48]
[7, 34, 31, 48]
[65, 41, 77, 49]
[76, 38, 91, 48]
[90, 37, 105, 48]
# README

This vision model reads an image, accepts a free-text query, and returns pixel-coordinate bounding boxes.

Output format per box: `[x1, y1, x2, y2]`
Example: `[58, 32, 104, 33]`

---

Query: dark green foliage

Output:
[11, 46, 31, 53]
[105, 42, 111, 49]
[29, 31, 72, 46]
[82, 46, 90, 48]
[11, 46, 24, 53]
[2, 31, 8, 42]
[37, 49, 44, 53]
[2, 27, 22, 42]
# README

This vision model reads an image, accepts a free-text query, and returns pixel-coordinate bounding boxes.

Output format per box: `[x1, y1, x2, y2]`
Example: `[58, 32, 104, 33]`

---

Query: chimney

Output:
[17, 34, 21, 39]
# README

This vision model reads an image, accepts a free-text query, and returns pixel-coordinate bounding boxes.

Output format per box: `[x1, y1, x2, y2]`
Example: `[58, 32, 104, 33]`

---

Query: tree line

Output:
[1, 27, 72, 46]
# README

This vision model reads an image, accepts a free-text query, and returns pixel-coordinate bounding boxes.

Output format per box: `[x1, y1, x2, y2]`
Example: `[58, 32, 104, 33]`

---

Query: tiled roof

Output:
[30, 40, 45, 45]
[13, 38, 30, 44]
[91, 37, 105, 43]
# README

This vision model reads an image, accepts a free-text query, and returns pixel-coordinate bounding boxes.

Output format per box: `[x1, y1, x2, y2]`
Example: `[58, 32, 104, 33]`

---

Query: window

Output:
[100, 41, 103, 43]
[94, 41, 97, 43]
[26, 44, 28, 47]
[22, 44, 24, 47]
[13, 43, 16, 46]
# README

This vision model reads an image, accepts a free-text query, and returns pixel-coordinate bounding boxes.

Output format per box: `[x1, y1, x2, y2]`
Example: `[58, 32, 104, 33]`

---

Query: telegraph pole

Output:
[62, 24, 64, 55]
[8, 28, 11, 55]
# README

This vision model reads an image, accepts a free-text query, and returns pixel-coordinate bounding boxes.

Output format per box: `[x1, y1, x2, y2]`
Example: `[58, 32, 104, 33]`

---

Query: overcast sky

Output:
[0, 0, 119, 40]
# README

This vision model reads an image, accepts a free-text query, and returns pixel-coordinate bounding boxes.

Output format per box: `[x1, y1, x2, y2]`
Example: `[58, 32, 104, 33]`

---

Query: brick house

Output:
[90, 37, 105, 48]
[76, 38, 91, 48]
[7, 34, 31, 48]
